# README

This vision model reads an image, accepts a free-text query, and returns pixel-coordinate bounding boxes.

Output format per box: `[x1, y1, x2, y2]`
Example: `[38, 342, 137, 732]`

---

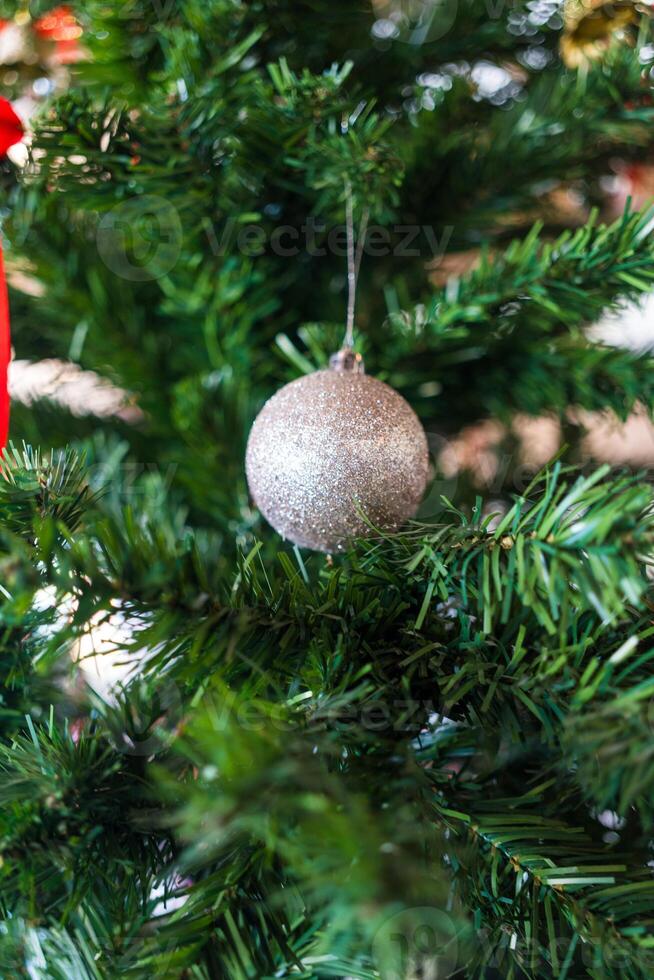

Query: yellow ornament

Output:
[560, 0, 639, 68]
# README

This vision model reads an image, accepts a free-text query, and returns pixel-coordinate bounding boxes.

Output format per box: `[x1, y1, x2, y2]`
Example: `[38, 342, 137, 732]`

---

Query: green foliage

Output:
[389, 212, 654, 420]
[0, 720, 166, 920]
[3, 0, 654, 977]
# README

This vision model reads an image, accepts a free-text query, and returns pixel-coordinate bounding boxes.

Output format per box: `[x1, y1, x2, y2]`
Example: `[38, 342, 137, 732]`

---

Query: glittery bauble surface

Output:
[246, 368, 429, 552]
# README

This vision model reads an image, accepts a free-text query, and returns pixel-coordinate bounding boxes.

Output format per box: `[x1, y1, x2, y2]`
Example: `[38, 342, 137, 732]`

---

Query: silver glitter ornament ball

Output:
[245, 350, 429, 552]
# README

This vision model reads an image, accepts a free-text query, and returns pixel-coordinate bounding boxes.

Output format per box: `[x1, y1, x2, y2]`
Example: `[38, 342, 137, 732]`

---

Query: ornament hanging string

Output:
[343, 180, 369, 351]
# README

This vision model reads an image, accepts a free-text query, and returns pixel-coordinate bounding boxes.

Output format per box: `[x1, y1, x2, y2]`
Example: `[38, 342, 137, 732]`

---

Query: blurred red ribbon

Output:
[0, 245, 10, 447]
[0, 96, 24, 448]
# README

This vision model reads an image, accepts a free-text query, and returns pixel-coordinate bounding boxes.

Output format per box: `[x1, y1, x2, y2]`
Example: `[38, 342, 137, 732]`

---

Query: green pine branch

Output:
[388, 209, 654, 419]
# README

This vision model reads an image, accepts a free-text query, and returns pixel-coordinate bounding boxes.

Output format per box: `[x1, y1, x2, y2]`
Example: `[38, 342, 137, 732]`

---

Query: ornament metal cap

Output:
[329, 346, 365, 374]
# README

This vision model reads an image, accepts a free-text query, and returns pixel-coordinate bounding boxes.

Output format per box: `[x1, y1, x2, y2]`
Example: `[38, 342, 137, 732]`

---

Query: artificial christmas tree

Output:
[3, 1, 654, 977]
